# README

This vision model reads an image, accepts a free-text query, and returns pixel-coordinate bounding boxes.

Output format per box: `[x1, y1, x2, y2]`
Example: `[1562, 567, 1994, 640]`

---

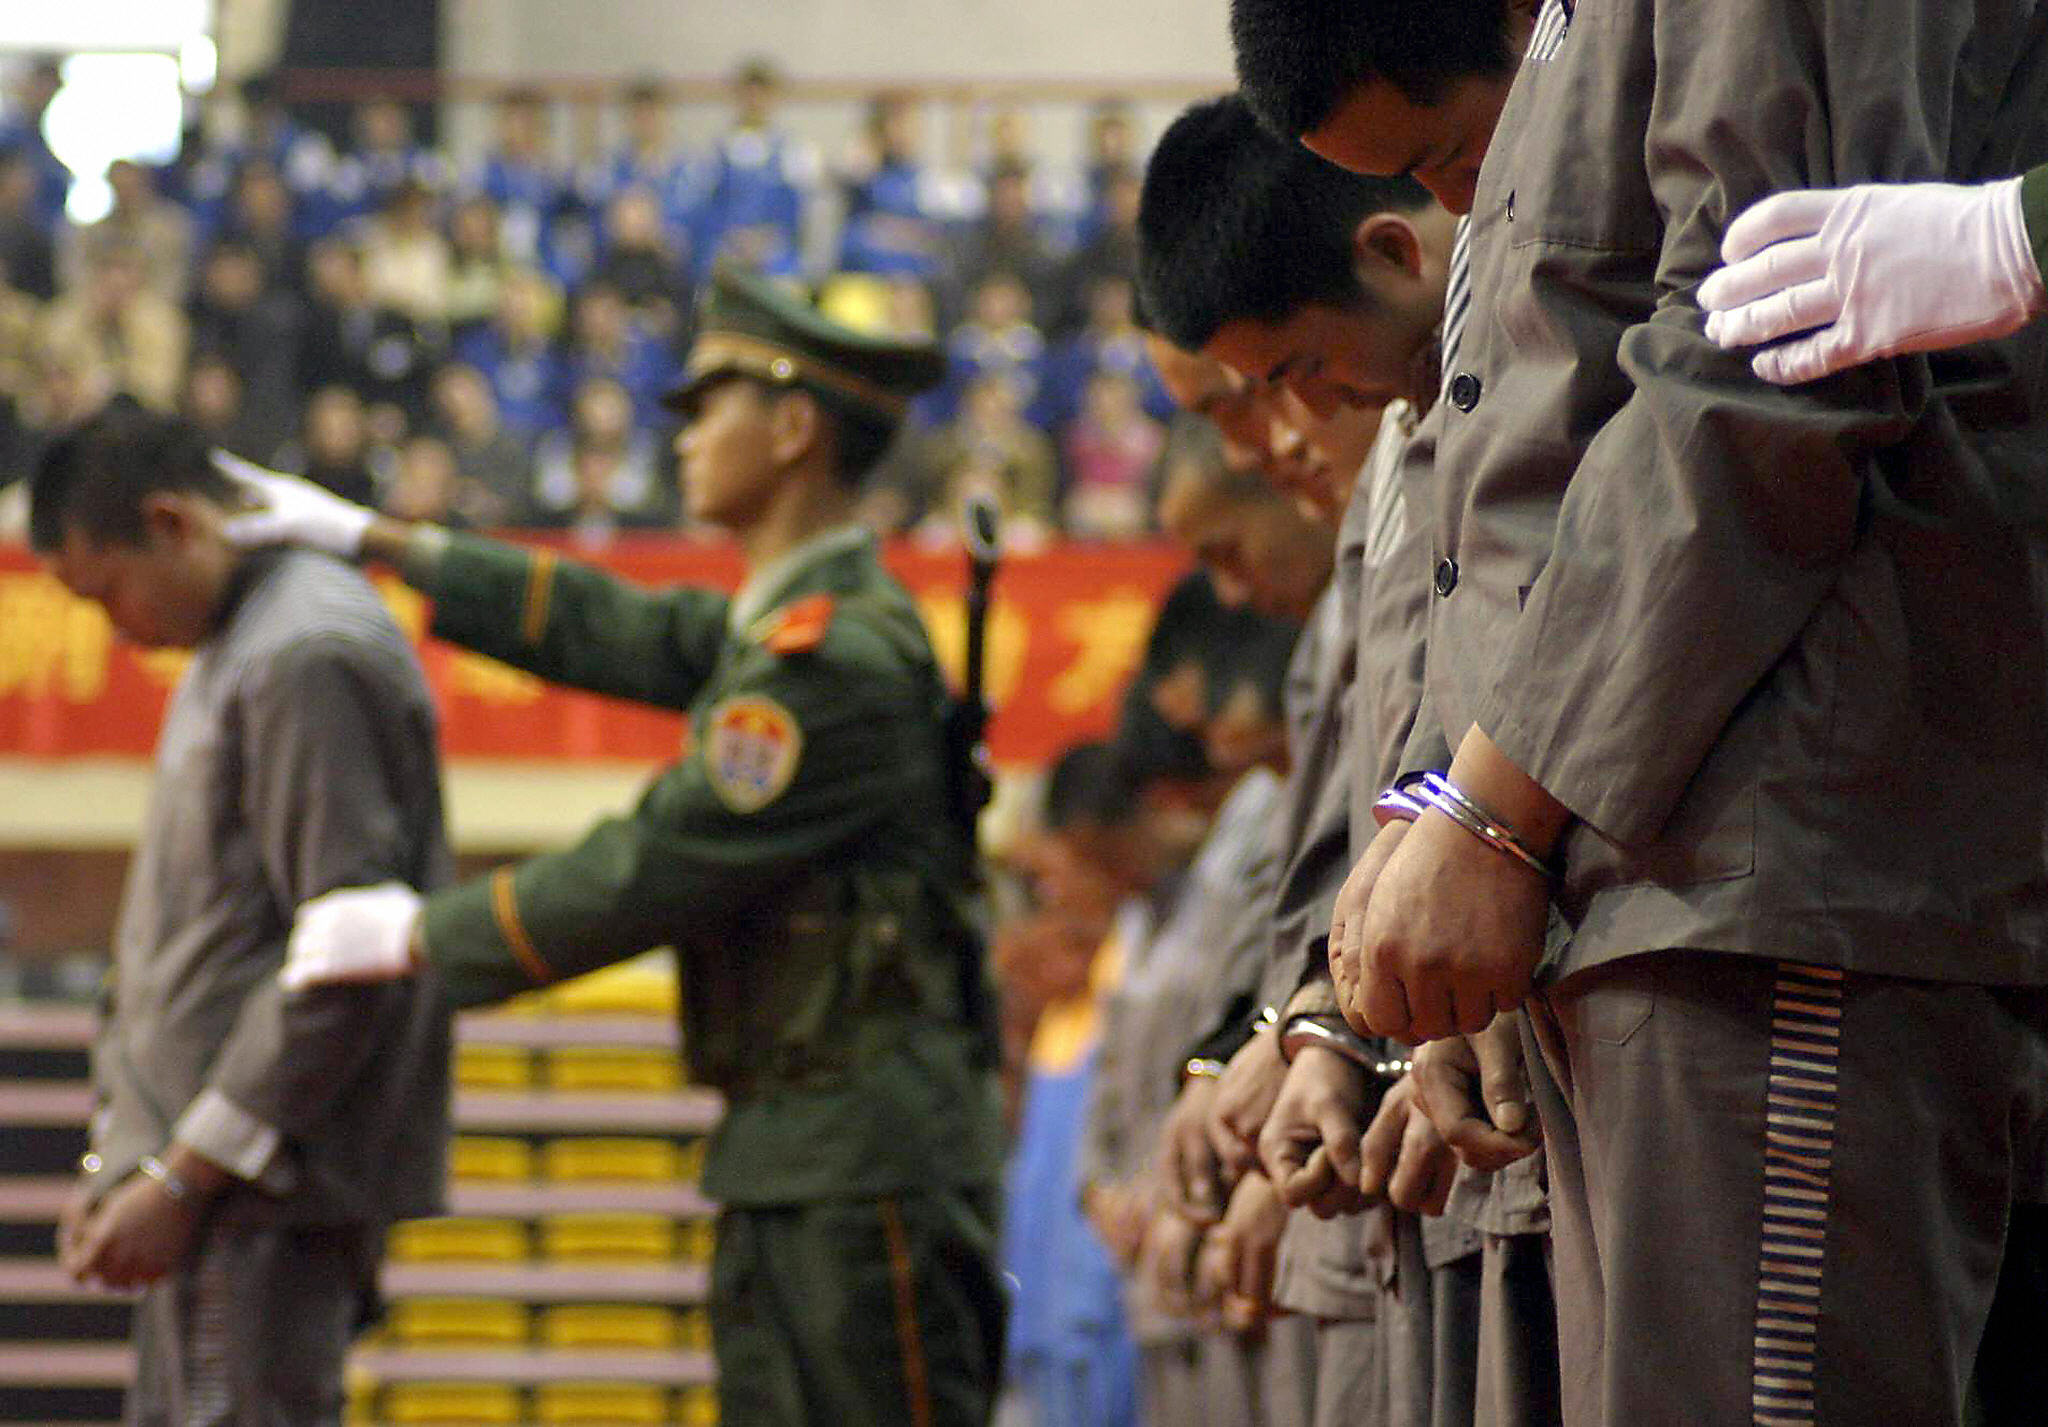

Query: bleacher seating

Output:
[0, 973, 722, 1425]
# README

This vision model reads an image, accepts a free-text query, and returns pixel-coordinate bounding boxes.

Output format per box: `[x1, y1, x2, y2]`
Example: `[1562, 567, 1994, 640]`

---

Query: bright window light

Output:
[43, 53, 187, 223]
[0, 0, 211, 55]
[180, 35, 217, 94]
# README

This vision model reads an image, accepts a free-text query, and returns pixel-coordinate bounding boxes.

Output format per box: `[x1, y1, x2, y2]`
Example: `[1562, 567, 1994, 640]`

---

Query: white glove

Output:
[280, 882, 424, 992]
[213, 450, 376, 557]
[1699, 177, 2047, 385]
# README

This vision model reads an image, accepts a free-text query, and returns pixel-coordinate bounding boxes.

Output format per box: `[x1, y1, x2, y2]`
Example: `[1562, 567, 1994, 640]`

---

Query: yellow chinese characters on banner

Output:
[916, 595, 1030, 710]
[0, 540, 1191, 765]
[1047, 589, 1158, 716]
[0, 569, 112, 702]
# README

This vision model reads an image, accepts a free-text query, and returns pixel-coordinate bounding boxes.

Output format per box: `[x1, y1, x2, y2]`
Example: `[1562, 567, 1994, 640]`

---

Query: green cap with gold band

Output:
[662, 268, 947, 423]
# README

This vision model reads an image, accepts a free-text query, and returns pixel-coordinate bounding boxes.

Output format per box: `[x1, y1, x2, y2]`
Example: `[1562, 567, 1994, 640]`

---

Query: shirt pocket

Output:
[1496, 1, 1661, 258]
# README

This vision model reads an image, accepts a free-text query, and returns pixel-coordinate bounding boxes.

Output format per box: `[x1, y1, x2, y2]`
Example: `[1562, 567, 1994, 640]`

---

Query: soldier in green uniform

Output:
[224, 270, 1009, 1427]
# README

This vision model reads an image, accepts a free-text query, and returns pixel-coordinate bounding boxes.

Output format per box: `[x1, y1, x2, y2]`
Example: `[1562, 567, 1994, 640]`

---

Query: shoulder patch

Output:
[750, 594, 836, 655]
[703, 695, 804, 813]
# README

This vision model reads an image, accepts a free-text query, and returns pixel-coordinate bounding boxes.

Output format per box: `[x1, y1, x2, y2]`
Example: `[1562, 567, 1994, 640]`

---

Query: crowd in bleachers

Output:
[0, 58, 1181, 549]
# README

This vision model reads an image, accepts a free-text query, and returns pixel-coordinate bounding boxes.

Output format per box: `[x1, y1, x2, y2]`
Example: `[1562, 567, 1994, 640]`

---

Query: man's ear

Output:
[768, 387, 825, 467]
[1352, 212, 1426, 285]
[138, 491, 207, 547]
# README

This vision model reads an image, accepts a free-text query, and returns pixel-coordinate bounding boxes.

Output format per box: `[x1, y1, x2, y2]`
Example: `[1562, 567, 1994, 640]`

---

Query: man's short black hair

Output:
[724, 375, 899, 489]
[1230, 0, 1517, 138]
[1138, 95, 1431, 352]
[811, 393, 897, 487]
[1044, 741, 1144, 830]
[29, 401, 232, 552]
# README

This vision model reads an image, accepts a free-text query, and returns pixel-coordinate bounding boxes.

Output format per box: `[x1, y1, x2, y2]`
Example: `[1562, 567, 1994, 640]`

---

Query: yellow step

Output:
[448, 1136, 534, 1183]
[388, 1217, 530, 1265]
[537, 1303, 675, 1351]
[382, 1381, 522, 1425]
[541, 1137, 680, 1183]
[382, 1297, 529, 1348]
[539, 1212, 675, 1263]
[534, 1381, 669, 1425]
[544, 1046, 682, 1094]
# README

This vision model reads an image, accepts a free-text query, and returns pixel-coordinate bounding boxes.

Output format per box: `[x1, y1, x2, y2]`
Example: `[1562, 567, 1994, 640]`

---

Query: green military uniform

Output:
[396, 274, 1008, 1426]
[2024, 163, 2048, 277]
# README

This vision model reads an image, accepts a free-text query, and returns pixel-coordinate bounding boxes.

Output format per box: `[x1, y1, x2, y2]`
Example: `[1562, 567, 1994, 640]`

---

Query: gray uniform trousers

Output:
[1276, 1207, 1384, 1427]
[128, 1217, 384, 1427]
[1453, 1154, 1560, 1427]
[1191, 1315, 1318, 1427]
[1525, 950, 2048, 1427]
[1379, 1212, 1482, 1427]
[1476, 1229, 1559, 1427]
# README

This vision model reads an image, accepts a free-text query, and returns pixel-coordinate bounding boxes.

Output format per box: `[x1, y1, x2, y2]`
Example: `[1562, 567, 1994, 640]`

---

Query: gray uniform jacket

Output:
[1079, 767, 1281, 1342]
[87, 548, 452, 1225]
[1261, 399, 1433, 1015]
[1270, 404, 1440, 1318]
[1427, 0, 2048, 985]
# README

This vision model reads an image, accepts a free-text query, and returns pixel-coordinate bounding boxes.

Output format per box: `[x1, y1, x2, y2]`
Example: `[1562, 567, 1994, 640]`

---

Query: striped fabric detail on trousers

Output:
[1751, 962, 1845, 1427]
[184, 1230, 235, 1426]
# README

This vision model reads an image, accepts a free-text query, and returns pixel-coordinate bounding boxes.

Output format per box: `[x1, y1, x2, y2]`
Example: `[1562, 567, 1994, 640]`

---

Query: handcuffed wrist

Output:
[1277, 1013, 1412, 1081]
[137, 1154, 195, 1204]
[1376, 773, 1425, 831]
[1282, 978, 1340, 1019]
[1414, 772, 1557, 881]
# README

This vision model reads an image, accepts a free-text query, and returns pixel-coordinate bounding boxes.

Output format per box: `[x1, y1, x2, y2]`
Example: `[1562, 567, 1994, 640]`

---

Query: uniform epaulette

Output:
[750, 593, 836, 655]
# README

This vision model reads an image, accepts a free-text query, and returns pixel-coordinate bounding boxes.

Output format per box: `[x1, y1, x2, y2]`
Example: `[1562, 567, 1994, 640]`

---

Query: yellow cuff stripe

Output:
[490, 868, 553, 986]
[520, 550, 558, 646]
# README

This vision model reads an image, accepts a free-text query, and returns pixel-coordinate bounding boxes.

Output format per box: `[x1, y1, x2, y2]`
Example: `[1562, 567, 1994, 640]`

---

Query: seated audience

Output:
[454, 266, 568, 436]
[528, 376, 674, 540]
[1062, 369, 1163, 540]
[43, 242, 188, 412]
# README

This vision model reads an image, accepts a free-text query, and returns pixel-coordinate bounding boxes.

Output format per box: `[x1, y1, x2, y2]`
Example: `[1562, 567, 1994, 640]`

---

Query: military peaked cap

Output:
[663, 269, 946, 422]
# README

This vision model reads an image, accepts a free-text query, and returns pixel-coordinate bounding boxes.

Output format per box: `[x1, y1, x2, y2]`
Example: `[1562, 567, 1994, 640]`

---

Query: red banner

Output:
[0, 537, 1186, 767]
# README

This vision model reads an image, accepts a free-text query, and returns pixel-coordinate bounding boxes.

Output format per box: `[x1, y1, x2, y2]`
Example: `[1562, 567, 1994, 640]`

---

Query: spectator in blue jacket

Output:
[689, 59, 814, 282]
[452, 265, 567, 437]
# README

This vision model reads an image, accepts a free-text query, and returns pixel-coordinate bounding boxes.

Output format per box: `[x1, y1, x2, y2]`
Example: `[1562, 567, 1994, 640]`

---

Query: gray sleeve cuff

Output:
[173, 1089, 292, 1190]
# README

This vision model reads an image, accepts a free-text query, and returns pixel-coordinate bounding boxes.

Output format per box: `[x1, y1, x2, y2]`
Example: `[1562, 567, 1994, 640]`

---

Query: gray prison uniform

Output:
[1338, 397, 1488, 1427]
[86, 548, 453, 1426]
[1415, 0, 2048, 1419]
[1078, 767, 1286, 1427]
[1375, 398, 1559, 1427]
[1260, 398, 1430, 1427]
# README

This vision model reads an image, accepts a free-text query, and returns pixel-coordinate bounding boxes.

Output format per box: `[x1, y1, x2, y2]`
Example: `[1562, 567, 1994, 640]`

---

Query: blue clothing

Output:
[837, 161, 950, 280]
[467, 154, 568, 266]
[597, 149, 704, 233]
[0, 117, 70, 229]
[453, 328, 569, 436]
[565, 331, 683, 429]
[936, 321, 1050, 427]
[1041, 331, 1176, 434]
[316, 146, 448, 234]
[691, 129, 809, 282]
[182, 122, 336, 244]
[1003, 1045, 1139, 1427]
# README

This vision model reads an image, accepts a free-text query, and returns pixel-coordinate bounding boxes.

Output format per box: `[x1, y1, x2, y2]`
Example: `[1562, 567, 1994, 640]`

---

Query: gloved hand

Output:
[212, 450, 376, 557]
[280, 882, 424, 992]
[1700, 176, 2047, 384]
